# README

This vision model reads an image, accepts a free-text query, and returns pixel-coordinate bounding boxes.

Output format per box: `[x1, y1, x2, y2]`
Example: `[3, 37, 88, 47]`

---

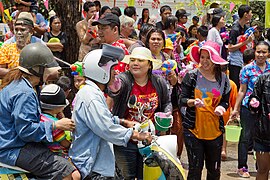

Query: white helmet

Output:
[83, 44, 125, 84]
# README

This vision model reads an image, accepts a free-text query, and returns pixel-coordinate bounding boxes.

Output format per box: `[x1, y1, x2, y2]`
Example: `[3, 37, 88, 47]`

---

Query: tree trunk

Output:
[49, 0, 81, 64]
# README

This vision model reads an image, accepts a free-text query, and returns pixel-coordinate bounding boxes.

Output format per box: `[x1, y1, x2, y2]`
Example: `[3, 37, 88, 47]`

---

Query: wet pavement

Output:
[180, 142, 260, 180]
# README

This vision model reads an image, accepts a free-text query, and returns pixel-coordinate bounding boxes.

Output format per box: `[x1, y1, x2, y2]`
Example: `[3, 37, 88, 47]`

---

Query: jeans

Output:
[114, 142, 143, 180]
[184, 129, 223, 180]
[238, 106, 257, 169]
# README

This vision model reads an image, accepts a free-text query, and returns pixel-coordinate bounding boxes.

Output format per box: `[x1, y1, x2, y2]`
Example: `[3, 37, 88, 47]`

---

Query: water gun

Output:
[70, 61, 83, 76]
[167, 32, 180, 43]
[87, 29, 97, 38]
[239, 26, 257, 53]
[184, 40, 199, 56]
[161, 59, 177, 75]
[220, 31, 229, 41]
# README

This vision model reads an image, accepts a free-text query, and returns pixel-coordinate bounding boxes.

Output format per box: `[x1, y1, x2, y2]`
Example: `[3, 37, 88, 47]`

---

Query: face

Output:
[98, 24, 117, 44]
[108, 67, 117, 86]
[14, 22, 33, 49]
[87, 6, 97, 19]
[191, 27, 197, 36]
[180, 16, 188, 24]
[122, 23, 134, 36]
[218, 16, 225, 28]
[129, 58, 151, 78]
[74, 75, 86, 90]
[100, 9, 111, 19]
[199, 50, 215, 72]
[143, 10, 149, 17]
[255, 44, 269, 65]
[132, 13, 137, 21]
[161, 10, 171, 21]
[246, 10, 253, 21]
[149, 32, 164, 53]
[51, 18, 61, 31]
[192, 19, 198, 25]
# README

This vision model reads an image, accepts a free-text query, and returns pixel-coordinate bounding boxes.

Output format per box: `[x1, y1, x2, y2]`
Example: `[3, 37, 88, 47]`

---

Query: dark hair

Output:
[175, 27, 185, 37]
[266, 28, 270, 41]
[175, 9, 186, 20]
[111, 7, 122, 17]
[49, 16, 60, 31]
[164, 15, 178, 30]
[57, 76, 71, 92]
[83, 2, 96, 12]
[210, 2, 220, 9]
[238, 5, 251, 18]
[212, 14, 222, 27]
[160, 5, 171, 14]
[188, 25, 197, 38]
[145, 27, 166, 49]
[93, 0, 101, 8]
[124, 6, 136, 18]
[141, 8, 150, 23]
[186, 37, 197, 47]
[197, 25, 208, 37]
[256, 41, 270, 52]
[139, 23, 154, 40]
[100, 6, 111, 16]
[243, 49, 255, 64]
[109, 22, 120, 35]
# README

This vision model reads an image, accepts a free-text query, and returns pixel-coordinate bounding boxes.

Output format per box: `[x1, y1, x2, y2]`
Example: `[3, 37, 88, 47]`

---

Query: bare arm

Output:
[231, 84, 247, 118]
[228, 35, 253, 52]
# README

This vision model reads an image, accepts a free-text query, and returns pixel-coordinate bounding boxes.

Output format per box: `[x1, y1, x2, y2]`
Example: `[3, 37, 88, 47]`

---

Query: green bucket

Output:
[225, 125, 242, 142]
[154, 112, 173, 131]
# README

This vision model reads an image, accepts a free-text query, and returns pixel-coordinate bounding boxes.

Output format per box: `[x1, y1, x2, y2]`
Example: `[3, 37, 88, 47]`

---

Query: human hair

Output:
[211, 14, 222, 27]
[160, 5, 171, 14]
[0, 69, 31, 90]
[145, 27, 166, 49]
[119, 15, 135, 28]
[49, 15, 60, 31]
[111, 7, 122, 17]
[238, 5, 251, 18]
[175, 9, 186, 20]
[141, 8, 150, 23]
[56, 76, 71, 92]
[175, 27, 185, 37]
[210, 2, 220, 9]
[139, 23, 155, 40]
[124, 6, 136, 18]
[243, 49, 255, 64]
[266, 29, 270, 41]
[93, 0, 101, 8]
[197, 25, 208, 37]
[256, 41, 270, 52]
[164, 15, 178, 30]
[109, 22, 120, 35]
[188, 25, 197, 38]
[83, 2, 95, 12]
[100, 6, 111, 16]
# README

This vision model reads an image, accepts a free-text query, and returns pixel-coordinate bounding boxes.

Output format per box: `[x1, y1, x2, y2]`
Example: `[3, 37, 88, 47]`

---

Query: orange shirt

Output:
[0, 43, 20, 69]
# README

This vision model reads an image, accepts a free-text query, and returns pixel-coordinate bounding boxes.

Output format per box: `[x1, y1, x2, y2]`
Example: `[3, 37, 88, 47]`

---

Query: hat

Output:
[122, 47, 162, 70]
[177, 9, 191, 17]
[190, 41, 228, 65]
[164, 38, 173, 50]
[40, 84, 69, 110]
[212, 8, 226, 17]
[92, 13, 120, 26]
[16, 12, 34, 27]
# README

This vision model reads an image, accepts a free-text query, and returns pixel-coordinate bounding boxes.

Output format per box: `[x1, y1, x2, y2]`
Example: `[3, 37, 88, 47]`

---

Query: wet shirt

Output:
[190, 71, 230, 140]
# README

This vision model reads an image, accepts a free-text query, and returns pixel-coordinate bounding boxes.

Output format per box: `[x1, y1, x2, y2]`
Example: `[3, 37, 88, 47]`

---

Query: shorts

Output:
[254, 141, 270, 152]
[16, 143, 75, 179]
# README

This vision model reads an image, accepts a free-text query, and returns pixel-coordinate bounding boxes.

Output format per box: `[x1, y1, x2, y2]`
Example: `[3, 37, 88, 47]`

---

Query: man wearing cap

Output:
[0, 12, 39, 78]
[175, 9, 191, 39]
[93, 13, 129, 74]
[76, 1, 99, 61]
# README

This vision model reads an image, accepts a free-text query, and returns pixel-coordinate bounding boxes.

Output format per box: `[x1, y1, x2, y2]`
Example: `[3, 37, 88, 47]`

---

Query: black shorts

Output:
[16, 143, 75, 179]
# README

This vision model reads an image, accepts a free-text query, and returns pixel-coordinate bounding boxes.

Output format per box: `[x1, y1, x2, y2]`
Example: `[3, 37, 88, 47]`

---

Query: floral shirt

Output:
[0, 43, 20, 69]
[240, 60, 270, 107]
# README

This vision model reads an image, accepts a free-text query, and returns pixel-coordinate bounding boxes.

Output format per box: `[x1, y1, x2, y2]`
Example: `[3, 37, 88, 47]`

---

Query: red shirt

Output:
[125, 80, 158, 122]
[112, 39, 129, 74]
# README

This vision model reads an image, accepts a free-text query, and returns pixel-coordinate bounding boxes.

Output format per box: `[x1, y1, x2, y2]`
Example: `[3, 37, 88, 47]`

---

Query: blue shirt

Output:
[240, 60, 270, 107]
[69, 80, 133, 178]
[0, 78, 53, 166]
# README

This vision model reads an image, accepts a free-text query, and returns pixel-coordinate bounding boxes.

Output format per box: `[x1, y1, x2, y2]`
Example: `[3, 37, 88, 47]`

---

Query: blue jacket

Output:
[0, 78, 53, 166]
[69, 80, 133, 178]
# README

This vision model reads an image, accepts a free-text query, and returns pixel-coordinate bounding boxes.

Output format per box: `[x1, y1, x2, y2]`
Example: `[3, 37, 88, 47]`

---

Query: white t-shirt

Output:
[207, 27, 223, 54]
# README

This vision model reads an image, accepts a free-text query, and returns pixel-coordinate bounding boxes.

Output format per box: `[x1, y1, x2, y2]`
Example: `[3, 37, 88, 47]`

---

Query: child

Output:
[163, 38, 174, 59]
[243, 49, 255, 65]
[197, 25, 208, 47]
[40, 84, 81, 180]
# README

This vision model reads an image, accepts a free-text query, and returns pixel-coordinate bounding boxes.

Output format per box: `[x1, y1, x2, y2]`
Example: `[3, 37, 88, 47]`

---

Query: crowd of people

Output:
[0, 0, 270, 179]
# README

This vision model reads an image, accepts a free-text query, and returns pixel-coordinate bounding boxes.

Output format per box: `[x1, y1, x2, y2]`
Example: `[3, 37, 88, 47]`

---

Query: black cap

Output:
[177, 9, 191, 17]
[213, 8, 226, 17]
[92, 13, 120, 26]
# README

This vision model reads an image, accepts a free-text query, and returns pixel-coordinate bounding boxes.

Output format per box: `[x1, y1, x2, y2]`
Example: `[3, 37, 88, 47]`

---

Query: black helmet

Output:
[18, 43, 60, 77]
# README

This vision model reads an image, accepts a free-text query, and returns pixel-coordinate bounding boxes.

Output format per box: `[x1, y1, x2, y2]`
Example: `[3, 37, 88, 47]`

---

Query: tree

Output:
[49, 0, 82, 64]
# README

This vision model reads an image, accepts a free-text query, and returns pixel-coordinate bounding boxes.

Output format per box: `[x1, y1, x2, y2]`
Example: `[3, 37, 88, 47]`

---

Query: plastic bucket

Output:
[225, 125, 242, 142]
[154, 112, 173, 131]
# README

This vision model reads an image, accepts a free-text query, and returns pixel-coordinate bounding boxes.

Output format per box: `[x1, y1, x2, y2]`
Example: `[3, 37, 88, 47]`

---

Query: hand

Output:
[166, 71, 177, 85]
[176, 34, 182, 44]
[214, 106, 226, 116]
[230, 109, 239, 120]
[108, 77, 121, 92]
[88, 16, 95, 28]
[137, 131, 152, 144]
[247, 34, 253, 43]
[194, 98, 205, 108]
[55, 118, 75, 131]
[250, 98, 260, 108]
